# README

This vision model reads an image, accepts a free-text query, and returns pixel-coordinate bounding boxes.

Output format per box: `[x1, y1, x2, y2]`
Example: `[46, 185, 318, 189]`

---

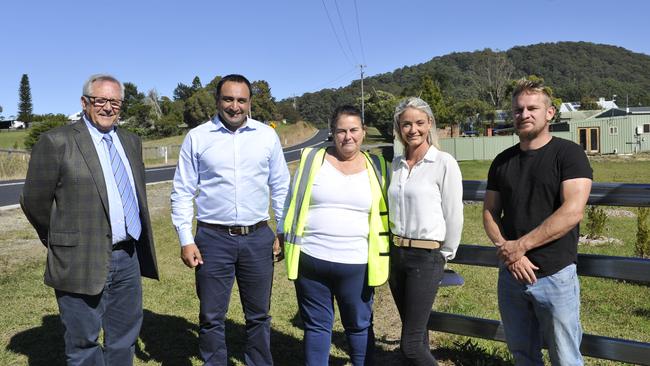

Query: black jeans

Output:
[389, 246, 445, 366]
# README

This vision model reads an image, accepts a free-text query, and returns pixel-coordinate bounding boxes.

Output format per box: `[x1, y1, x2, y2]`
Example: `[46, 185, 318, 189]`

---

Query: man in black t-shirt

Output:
[483, 79, 592, 366]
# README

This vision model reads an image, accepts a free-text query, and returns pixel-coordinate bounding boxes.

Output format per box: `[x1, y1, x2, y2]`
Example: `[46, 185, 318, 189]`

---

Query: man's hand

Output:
[508, 256, 539, 284]
[497, 239, 527, 265]
[181, 243, 203, 268]
[273, 234, 285, 263]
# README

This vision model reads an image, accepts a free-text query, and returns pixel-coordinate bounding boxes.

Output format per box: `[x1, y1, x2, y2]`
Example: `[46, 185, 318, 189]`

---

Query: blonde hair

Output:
[393, 97, 439, 149]
[511, 78, 553, 107]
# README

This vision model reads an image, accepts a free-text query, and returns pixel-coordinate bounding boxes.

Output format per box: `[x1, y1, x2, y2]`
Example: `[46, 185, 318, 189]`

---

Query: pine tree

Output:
[18, 74, 33, 122]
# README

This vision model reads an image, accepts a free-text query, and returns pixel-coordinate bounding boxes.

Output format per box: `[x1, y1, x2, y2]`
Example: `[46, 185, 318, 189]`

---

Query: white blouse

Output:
[388, 146, 464, 260]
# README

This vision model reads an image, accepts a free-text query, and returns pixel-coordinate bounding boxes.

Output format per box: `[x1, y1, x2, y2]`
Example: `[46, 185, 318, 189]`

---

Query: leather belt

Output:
[198, 220, 268, 236]
[392, 235, 441, 250]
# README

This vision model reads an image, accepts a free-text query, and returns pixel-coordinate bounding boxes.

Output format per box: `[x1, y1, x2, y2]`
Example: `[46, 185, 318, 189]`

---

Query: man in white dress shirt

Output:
[171, 74, 290, 366]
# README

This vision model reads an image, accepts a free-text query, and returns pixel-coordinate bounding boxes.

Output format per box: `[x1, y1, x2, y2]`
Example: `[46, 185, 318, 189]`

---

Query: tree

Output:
[24, 120, 66, 149]
[362, 89, 398, 137]
[18, 74, 33, 122]
[469, 49, 515, 110]
[173, 83, 194, 101]
[157, 97, 184, 136]
[184, 89, 216, 128]
[251, 80, 278, 122]
[453, 98, 494, 134]
[276, 100, 301, 123]
[31, 113, 68, 123]
[580, 96, 600, 110]
[144, 89, 163, 122]
[204, 75, 222, 97]
[191, 76, 203, 92]
[121, 82, 145, 119]
[418, 76, 457, 127]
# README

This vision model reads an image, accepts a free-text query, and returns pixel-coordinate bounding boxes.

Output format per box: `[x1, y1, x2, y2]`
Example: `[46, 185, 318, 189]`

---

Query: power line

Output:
[310, 67, 358, 91]
[333, 0, 359, 64]
[320, 0, 355, 67]
[353, 0, 366, 64]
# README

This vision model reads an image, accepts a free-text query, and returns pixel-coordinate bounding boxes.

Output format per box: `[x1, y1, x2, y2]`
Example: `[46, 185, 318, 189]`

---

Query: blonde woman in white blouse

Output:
[388, 97, 464, 365]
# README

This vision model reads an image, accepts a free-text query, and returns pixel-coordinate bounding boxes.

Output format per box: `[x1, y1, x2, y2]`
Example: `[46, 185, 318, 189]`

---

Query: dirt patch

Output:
[589, 152, 650, 162]
[579, 235, 624, 246]
[605, 208, 636, 218]
[276, 121, 318, 147]
[0, 183, 173, 275]
[0, 207, 44, 273]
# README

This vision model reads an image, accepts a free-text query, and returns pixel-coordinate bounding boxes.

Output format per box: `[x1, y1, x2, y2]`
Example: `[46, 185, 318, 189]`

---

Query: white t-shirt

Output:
[301, 159, 372, 264]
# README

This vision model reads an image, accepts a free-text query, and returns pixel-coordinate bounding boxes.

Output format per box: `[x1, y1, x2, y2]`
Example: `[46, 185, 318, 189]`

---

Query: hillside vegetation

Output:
[292, 42, 650, 126]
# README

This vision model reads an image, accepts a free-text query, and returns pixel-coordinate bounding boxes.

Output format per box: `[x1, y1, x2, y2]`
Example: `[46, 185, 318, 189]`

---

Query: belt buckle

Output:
[228, 226, 248, 236]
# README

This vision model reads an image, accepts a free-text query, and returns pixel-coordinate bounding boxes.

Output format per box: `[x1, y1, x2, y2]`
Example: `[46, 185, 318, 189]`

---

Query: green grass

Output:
[142, 134, 186, 148]
[0, 130, 28, 149]
[1, 155, 649, 365]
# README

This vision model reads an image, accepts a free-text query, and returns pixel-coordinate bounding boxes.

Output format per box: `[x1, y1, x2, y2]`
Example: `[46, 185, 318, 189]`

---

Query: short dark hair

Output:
[330, 105, 363, 131]
[216, 74, 252, 100]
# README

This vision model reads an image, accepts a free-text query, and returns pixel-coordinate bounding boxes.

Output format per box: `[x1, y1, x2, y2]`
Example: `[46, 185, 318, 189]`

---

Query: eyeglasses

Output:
[84, 95, 123, 109]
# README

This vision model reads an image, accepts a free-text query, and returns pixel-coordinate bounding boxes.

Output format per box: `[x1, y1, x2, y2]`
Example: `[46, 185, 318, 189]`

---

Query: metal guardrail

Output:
[463, 180, 650, 207]
[432, 180, 650, 365]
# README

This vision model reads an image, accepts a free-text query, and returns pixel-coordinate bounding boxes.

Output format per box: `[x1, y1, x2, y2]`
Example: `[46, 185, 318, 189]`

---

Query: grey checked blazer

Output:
[21, 119, 159, 295]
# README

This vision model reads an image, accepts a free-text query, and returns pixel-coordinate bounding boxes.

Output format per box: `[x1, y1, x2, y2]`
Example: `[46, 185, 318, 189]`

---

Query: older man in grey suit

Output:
[21, 74, 158, 366]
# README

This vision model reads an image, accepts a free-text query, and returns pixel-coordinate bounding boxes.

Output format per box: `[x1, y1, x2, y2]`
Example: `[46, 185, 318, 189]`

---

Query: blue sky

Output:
[1, 0, 649, 118]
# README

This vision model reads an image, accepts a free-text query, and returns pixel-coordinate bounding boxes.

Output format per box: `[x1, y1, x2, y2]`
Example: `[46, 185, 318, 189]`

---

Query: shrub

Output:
[586, 205, 607, 239]
[24, 120, 66, 150]
[636, 207, 650, 258]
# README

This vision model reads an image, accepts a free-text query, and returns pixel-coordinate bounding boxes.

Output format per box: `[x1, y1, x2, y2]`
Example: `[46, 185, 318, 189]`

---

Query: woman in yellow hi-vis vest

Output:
[281, 105, 389, 365]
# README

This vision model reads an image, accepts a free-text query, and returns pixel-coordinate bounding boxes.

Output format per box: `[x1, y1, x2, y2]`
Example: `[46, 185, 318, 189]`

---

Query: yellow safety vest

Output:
[284, 147, 390, 286]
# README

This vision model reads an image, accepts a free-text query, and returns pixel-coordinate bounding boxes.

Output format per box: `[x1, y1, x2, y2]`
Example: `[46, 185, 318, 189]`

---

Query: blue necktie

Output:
[103, 134, 142, 240]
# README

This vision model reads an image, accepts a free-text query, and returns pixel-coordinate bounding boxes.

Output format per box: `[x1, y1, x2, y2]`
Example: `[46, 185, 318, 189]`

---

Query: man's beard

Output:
[515, 120, 548, 141]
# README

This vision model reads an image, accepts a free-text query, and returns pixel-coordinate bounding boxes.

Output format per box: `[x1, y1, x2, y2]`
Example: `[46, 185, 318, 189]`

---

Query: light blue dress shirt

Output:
[171, 116, 290, 246]
[83, 116, 140, 244]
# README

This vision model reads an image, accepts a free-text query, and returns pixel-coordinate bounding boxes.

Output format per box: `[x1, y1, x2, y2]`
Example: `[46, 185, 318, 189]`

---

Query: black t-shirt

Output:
[487, 137, 593, 277]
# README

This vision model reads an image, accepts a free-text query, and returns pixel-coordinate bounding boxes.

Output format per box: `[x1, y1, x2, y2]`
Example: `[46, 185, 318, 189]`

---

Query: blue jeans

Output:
[498, 263, 583, 366]
[294, 253, 375, 366]
[56, 244, 142, 366]
[195, 224, 275, 366]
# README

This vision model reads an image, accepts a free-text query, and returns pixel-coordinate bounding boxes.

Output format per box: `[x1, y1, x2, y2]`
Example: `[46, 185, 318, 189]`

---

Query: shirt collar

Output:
[211, 114, 256, 133]
[422, 145, 439, 162]
[399, 145, 439, 166]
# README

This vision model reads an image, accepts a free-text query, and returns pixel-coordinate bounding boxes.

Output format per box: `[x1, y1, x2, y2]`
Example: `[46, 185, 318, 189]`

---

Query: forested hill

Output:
[290, 42, 650, 126]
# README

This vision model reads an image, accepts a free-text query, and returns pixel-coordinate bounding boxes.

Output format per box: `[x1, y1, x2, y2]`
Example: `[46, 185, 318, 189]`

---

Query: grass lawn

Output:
[1, 146, 649, 364]
[0, 130, 28, 149]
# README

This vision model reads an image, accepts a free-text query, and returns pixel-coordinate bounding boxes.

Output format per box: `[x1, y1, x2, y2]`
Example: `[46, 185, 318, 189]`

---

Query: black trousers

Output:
[389, 246, 445, 366]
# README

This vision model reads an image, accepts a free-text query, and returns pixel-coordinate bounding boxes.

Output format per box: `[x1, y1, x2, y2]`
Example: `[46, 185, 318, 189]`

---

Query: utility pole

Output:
[359, 64, 366, 124]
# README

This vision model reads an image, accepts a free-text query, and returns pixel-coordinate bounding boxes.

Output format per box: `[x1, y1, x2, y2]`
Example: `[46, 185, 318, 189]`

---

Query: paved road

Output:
[0, 129, 330, 208]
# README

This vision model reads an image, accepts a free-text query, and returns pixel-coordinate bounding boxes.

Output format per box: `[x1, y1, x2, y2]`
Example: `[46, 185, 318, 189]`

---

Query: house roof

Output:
[628, 106, 650, 114]
[559, 110, 600, 121]
[592, 108, 628, 118]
